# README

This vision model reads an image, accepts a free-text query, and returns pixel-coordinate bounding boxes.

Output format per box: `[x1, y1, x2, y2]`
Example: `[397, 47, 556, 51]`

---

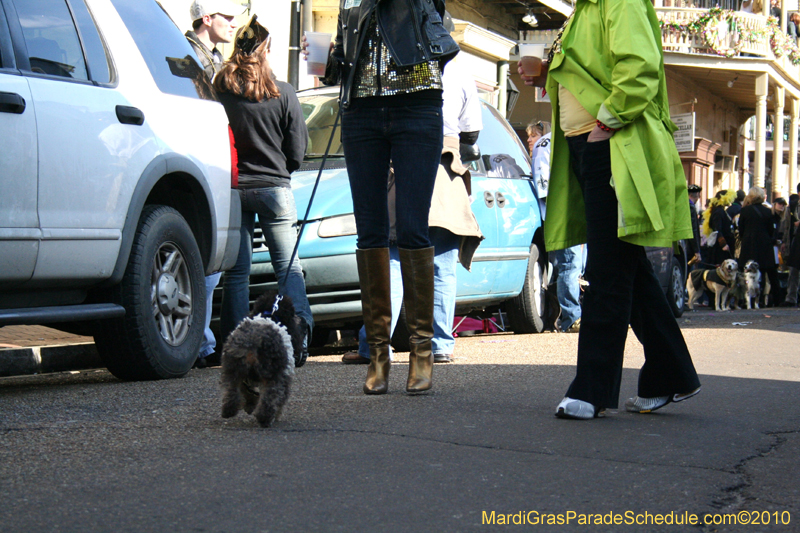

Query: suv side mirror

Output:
[460, 143, 481, 163]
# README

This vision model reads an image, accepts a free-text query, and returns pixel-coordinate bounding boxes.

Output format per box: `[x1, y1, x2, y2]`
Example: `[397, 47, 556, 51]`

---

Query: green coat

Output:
[544, 0, 693, 251]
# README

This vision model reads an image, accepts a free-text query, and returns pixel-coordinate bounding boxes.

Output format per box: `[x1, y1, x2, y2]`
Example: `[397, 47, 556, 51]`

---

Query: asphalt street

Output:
[1, 308, 799, 532]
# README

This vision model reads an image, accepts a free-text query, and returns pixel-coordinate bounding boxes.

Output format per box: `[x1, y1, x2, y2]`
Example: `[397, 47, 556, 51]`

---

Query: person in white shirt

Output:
[528, 121, 584, 333]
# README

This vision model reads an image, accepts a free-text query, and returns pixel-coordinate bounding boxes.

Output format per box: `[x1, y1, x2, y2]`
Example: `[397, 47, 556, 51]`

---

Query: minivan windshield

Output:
[300, 93, 343, 157]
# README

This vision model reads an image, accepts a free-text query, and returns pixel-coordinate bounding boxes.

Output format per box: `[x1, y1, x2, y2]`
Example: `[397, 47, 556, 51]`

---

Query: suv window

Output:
[15, 0, 88, 79]
[70, 0, 112, 84]
[110, 0, 214, 100]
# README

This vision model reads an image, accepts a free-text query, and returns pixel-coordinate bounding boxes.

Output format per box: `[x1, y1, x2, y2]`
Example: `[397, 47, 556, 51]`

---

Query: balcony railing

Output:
[520, 7, 800, 78]
[658, 8, 773, 57]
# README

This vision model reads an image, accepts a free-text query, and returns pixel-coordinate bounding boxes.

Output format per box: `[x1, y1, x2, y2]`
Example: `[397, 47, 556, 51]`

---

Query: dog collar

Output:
[257, 295, 285, 328]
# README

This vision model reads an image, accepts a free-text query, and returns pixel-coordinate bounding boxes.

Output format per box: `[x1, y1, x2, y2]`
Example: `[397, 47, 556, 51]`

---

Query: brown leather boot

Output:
[399, 247, 435, 393]
[356, 248, 392, 395]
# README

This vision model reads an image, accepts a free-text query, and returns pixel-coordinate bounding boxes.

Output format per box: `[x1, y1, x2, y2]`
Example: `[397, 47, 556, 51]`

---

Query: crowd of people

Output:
[690, 183, 800, 307]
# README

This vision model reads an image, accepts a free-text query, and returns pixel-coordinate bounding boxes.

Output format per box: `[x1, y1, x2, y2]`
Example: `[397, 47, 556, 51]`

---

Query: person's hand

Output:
[781, 243, 788, 255]
[516, 59, 549, 87]
[301, 35, 309, 60]
[722, 244, 730, 252]
[795, 220, 799, 228]
[587, 125, 615, 142]
[694, 253, 701, 263]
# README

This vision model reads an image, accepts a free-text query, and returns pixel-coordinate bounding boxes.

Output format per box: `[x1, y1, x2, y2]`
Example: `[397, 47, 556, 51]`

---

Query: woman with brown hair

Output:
[215, 16, 313, 365]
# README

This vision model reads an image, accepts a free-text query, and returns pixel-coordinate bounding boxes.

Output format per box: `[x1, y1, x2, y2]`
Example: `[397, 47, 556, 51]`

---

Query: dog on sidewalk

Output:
[739, 260, 762, 310]
[220, 292, 304, 427]
[687, 258, 738, 312]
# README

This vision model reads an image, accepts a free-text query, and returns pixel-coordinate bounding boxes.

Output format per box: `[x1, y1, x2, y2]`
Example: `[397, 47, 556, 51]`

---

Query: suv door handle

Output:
[496, 192, 507, 208]
[483, 190, 495, 208]
[115, 105, 145, 126]
[0, 92, 26, 114]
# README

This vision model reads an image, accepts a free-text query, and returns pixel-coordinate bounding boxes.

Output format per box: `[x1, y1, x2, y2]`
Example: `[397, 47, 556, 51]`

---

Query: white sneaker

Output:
[625, 387, 701, 413]
[555, 397, 602, 420]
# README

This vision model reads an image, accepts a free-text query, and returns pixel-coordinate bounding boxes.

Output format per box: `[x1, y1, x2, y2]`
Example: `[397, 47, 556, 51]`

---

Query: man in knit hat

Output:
[185, 0, 245, 80]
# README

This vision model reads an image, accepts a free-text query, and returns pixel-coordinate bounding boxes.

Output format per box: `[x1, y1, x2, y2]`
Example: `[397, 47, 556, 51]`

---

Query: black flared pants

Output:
[564, 134, 700, 409]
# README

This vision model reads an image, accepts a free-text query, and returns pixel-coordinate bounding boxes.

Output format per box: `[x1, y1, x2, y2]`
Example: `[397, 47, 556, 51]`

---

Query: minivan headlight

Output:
[317, 214, 357, 238]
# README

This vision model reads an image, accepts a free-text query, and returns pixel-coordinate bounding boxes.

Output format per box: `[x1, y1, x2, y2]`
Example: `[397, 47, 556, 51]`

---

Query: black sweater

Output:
[218, 80, 308, 189]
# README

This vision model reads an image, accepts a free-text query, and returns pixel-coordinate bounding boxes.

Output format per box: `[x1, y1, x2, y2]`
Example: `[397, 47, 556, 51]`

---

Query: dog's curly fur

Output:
[220, 292, 304, 427]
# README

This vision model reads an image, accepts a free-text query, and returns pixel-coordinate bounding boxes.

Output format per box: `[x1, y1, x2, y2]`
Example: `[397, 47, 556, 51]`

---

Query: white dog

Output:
[687, 259, 738, 312]
[741, 260, 762, 310]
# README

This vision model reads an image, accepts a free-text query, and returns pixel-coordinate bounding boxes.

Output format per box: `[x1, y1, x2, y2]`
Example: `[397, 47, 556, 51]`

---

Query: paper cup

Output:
[305, 31, 331, 77]
[518, 43, 546, 76]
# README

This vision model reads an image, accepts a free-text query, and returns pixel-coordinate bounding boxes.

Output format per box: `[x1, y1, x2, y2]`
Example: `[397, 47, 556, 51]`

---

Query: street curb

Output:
[0, 343, 103, 377]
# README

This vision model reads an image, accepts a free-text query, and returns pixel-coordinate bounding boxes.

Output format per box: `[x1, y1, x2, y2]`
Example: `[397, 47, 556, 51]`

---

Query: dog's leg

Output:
[253, 380, 279, 428]
[221, 356, 248, 419]
[686, 280, 696, 311]
[253, 379, 291, 428]
[241, 377, 259, 414]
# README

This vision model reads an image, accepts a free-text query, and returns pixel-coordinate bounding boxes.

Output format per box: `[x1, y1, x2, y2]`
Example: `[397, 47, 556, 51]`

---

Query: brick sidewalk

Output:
[0, 325, 92, 349]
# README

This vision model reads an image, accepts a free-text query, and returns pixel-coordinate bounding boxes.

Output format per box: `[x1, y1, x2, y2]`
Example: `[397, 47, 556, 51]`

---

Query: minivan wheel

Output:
[667, 256, 686, 318]
[505, 243, 547, 334]
[96, 206, 205, 380]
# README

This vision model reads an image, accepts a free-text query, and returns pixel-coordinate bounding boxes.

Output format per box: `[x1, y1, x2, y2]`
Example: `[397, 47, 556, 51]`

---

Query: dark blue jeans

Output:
[340, 102, 443, 250]
[565, 134, 700, 409]
[220, 187, 313, 343]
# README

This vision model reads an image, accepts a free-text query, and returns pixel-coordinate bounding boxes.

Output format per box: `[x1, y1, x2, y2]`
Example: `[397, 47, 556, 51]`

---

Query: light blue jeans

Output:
[199, 272, 222, 358]
[356, 227, 460, 358]
[220, 187, 313, 342]
[550, 244, 585, 331]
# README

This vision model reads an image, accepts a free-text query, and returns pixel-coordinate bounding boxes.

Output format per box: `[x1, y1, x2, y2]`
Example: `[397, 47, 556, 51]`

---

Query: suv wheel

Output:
[96, 206, 205, 380]
[667, 256, 686, 318]
[505, 243, 547, 334]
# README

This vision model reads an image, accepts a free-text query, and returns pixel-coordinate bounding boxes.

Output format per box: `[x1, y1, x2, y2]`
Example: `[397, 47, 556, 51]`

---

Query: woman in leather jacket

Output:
[316, 0, 459, 396]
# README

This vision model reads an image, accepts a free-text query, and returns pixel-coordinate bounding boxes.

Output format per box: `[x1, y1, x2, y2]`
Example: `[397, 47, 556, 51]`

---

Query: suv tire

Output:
[505, 243, 547, 334]
[95, 206, 205, 380]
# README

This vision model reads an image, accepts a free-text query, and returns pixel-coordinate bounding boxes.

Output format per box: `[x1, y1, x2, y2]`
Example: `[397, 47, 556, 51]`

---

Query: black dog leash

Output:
[282, 102, 343, 287]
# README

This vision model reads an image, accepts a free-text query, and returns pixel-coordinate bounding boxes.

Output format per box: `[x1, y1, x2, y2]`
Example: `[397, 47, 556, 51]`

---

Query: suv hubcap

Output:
[151, 242, 192, 346]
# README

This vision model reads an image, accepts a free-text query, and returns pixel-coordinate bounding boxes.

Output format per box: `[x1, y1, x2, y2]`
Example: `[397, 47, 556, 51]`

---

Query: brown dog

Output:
[687, 259, 738, 312]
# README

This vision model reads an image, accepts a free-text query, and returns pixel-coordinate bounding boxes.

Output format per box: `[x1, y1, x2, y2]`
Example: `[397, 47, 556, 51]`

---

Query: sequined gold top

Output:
[352, 14, 443, 98]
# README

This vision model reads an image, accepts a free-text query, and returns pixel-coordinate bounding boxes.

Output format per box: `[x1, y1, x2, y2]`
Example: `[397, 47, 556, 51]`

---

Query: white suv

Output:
[0, 0, 240, 379]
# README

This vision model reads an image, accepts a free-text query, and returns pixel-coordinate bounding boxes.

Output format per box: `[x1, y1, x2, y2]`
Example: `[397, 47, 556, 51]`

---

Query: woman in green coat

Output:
[519, 0, 700, 419]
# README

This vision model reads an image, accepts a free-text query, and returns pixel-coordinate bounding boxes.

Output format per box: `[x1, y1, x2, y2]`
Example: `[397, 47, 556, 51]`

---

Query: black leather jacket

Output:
[323, 0, 459, 107]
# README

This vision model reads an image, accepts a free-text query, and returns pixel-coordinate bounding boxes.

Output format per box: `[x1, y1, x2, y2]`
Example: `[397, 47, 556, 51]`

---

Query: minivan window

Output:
[109, 0, 214, 100]
[70, 0, 111, 84]
[478, 102, 532, 175]
[15, 0, 88, 80]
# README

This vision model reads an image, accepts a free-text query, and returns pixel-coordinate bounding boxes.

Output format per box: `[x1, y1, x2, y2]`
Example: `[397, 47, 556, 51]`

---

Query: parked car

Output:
[646, 243, 688, 318]
[0, 0, 240, 379]
[236, 88, 687, 345]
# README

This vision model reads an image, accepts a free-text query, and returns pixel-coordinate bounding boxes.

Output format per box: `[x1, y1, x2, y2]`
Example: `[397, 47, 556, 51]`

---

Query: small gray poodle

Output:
[220, 291, 305, 427]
